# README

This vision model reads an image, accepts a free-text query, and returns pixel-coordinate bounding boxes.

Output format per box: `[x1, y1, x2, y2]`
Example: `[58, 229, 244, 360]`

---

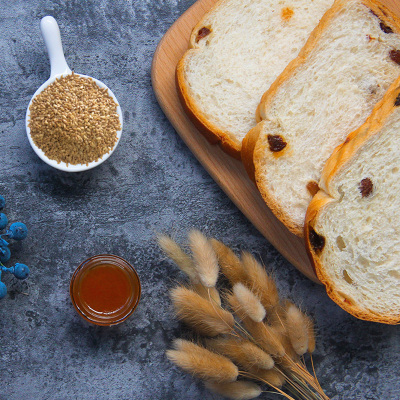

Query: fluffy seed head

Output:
[189, 230, 219, 287]
[167, 339, 239, 383]
[193, 283, 222, 306]
[233, 283, 266, 323]
[226, 293, 247, 321]
[210, 239, 247, 285]
[206, 337, 274, 371]
[278, 333, 301, 366]
[241, 251, 279, 309]
[285, 303, 309, 356]
[243, 319, 285, 357]
[171, 286, 234, 336]
[268, 304, 286, 328]
[305, 314, 316, 353]
[158, 234, 198, 282]
[205, 381, 262, 400]
[248, 368, 285, 389]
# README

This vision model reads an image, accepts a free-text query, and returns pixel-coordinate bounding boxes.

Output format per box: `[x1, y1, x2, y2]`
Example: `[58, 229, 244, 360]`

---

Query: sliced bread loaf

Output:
[242, 0, 400, 235]
[177, 0, 334, 158]
[305, 77, 400, 324]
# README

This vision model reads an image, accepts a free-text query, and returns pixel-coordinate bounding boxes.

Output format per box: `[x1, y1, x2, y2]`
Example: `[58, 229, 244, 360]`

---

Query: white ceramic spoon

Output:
[26, 16, 123, 172]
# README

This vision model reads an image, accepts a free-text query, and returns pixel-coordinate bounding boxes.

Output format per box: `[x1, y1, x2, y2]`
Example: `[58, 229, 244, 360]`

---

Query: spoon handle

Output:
[40, 16, 71, 78]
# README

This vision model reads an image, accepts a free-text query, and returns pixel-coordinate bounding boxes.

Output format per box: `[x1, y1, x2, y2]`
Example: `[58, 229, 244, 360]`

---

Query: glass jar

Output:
[70, 254, 141, 326]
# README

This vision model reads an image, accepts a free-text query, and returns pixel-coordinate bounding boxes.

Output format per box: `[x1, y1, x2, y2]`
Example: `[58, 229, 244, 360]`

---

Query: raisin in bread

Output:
[242, 0, 400, 235]
[177, 0, 334, 158]
[305, 77, 400, 324]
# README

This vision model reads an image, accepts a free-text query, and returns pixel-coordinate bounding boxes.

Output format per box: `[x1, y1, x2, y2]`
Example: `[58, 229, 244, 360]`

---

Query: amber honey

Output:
[70, 255, 141, 326]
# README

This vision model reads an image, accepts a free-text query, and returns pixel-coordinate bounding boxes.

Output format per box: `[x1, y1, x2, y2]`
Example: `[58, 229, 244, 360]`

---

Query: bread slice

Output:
[305, 77, 400, 324]
[177, 0, 334, 158]
[242, 0, 400, 235]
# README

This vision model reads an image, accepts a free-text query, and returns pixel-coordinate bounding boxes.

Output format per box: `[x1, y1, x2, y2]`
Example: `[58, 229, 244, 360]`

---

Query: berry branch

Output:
[0, 195, 30, 299]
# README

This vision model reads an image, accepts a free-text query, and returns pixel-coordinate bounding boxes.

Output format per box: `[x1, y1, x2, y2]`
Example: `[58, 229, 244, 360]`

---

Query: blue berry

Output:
[7, 222, 28, 240]
[0, 281, 6, 299]
[0, 213, 8, 230]
[0, 196, 5, 211]
[0, 246, 10, 263]
[13, 263, 30, 280]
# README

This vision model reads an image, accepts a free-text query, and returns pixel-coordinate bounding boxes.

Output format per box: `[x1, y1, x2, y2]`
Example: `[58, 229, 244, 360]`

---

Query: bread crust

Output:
[176, 0, 242, 159]
[244, 0, 400, 238]
[305, 77, 400, 324]
[242, 122, 303, 236]
[243, 121, 312, 235]
[241, 122, 265, 183]
[242, 124, 311, 235]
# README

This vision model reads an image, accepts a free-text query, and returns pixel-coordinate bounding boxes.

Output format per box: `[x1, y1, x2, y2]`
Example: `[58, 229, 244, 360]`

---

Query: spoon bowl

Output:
[26, 16, 123, 172]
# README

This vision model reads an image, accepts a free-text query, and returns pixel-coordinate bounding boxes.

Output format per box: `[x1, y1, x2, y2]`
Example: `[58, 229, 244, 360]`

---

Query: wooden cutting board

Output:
[151, 0, 400, 283]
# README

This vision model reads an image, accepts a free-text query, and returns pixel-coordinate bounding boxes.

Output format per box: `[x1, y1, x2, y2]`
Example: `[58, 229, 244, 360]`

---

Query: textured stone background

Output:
[0, 1, 399, 399]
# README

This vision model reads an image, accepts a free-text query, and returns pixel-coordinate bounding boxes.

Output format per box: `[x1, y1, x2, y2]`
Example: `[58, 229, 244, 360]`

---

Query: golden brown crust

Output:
[241, 122, 264, 183]
[176, 0, 242, 160]
[304, 190, 334, 277]
[304, 77, 400, 325]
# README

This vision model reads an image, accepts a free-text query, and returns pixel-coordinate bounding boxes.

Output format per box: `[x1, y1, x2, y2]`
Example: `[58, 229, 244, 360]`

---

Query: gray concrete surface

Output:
[0, 1, 399, 399]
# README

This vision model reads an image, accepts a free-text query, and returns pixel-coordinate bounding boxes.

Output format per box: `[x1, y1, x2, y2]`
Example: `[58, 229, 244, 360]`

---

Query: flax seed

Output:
[28, 72, 121, 166]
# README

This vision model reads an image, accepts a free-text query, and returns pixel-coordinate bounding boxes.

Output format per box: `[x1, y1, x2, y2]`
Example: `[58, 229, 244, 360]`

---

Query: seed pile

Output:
[29, 72, 121, 166]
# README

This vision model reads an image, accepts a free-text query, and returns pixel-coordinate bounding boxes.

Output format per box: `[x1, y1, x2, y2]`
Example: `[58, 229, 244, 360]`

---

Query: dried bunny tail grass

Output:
[268, 304, 309, 358]
[305, 314, 316, 353]
[285, 303, 309, 356]
[210, 239, 247, 285]
[157, 235, 221, 305]
[241, 251, 279, 309]
[224, 294, 284, 357]
[245, 367, 286, 389]
[205, 381, 262, 400]
[268, 304, 287, 328]
[189, 230, 219, 288]
[171, 286, 234, 336]
[167, 339, 239, 383]
[226, 294, 285, 357]
[233, 283, 266, 323]
[206, 337, 274, 371]
[243, 319, 285, 358]
[226, 293, 247, 321]
[278, 334, 301, 367]
[268, 305, 300, 363]
[158, 234, 198, 282]
[193, 283, 221, 306]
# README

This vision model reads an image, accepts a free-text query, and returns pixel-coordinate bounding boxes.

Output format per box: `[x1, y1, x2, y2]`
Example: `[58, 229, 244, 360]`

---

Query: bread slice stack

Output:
[177, 0, 334, 158]
[242, 0, 400, 236]
[305, 77, 400, 324]
[177, 0, 400, 322]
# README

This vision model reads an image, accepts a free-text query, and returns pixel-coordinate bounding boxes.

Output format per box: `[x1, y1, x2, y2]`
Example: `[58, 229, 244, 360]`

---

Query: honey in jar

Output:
[70, 254, 141, 326]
